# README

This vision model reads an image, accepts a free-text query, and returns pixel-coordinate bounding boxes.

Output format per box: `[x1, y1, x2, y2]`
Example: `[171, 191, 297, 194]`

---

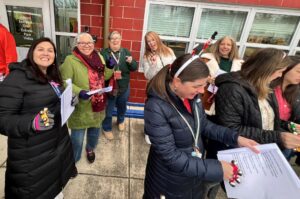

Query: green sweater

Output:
[101, 47, 138, 93]
[60, 54, 113, 129]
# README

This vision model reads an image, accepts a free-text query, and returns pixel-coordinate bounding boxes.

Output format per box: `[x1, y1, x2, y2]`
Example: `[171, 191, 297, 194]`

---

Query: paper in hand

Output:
[87, 86, 112, 95]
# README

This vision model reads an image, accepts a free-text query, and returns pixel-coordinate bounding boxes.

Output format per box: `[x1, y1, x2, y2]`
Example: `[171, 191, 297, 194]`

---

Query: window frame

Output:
[139, 0, 300, 71]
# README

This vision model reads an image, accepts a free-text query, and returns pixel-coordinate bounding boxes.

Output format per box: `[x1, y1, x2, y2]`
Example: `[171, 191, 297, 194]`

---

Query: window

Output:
[148, 4, 194, 37]
[54, 0, 78, 33]
[197, 9, 247, 41]
[163, 41, 187, 57]
[248, 13, 300, 45]
[56, 35, 75, 64]
[142, 1, 300, 66]
[54, 0, 79, 64]
[6, 6, 44, 47]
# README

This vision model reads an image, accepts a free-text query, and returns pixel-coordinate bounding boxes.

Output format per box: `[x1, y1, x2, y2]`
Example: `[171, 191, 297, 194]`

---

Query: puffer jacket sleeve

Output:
[215, 83, 283, 145]
[145, 98, 224, 182]
[0, 71, 34, 137]
[199, 102, 239, 146]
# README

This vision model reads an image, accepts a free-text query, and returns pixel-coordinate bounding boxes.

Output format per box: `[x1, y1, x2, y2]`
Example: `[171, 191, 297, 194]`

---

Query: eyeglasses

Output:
[78, 42, 94, 47]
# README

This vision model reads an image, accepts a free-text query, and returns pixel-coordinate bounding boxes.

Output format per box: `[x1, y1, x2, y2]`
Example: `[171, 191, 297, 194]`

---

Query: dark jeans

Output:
[71, 127, 100, 162]
[102, 87, 130, 131]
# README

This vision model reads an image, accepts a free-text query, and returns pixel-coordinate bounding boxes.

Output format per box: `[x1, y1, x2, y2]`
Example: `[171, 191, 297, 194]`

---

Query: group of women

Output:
[142, 33, 300, 198]
[0, 29, 300, 199]
[0, 31, 137, 198]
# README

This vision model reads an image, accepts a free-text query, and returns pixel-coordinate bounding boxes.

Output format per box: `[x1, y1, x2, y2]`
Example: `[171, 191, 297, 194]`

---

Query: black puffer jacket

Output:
[0, 61, 75, 199]
[143, 85, 239, 199]
[215, 72, 283, 145]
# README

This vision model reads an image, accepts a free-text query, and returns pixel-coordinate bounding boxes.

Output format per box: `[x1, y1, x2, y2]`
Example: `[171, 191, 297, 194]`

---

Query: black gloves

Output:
[79, 90, 90, 100]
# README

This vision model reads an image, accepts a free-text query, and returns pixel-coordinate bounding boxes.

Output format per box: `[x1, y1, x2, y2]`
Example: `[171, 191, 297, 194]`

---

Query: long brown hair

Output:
[26, 37, 62, 85]
[147, 54, 209, 102]
[209, 36, 240, 63]
[241, 48, 286, 99]
[272, 55, 300, 105]
[144, 31, 173, 58]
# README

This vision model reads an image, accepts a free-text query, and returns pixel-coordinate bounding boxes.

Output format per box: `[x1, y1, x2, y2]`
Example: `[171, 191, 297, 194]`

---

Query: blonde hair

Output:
[144, 31, 173, 58]
[209, 36, 240, 63]
[241, 48, 286, 99]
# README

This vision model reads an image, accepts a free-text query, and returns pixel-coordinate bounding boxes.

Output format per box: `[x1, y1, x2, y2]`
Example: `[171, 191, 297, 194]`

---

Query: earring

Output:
[174, 87, 177, 92]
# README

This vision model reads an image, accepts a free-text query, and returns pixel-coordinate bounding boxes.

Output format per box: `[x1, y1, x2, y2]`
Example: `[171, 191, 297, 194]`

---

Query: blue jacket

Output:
[143, 85, 239, 199]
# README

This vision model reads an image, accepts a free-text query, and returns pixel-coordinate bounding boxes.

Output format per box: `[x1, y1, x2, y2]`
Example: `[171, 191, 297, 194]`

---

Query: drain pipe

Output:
[103, 0, 110, 48]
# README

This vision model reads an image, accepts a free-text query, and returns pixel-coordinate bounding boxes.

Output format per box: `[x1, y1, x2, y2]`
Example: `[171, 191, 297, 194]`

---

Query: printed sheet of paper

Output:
[87, 86, 112, 95]
[60, 79, 74, 126]
[217, 144, 300, 199]
[207, 69, 226, 94]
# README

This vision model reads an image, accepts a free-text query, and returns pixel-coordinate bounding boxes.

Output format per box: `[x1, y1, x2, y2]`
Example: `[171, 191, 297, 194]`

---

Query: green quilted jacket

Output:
[60, 53, 113, 129]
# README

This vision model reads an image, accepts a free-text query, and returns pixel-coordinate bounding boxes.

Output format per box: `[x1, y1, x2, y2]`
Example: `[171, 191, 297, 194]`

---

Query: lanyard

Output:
[111, 51, 120, 65]
[49, 81, 61, 98]
[170, 102, 200, 149]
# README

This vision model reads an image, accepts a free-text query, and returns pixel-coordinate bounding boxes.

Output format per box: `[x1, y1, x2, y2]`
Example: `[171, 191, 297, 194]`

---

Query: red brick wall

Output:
[80, 0, 299, 104]
[80, 0, 147, 103]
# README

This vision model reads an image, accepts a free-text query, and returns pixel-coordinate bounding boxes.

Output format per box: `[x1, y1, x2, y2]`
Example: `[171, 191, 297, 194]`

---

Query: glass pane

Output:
[198, 9, 247, 41]
[148, 4, 194, 37]
[54, 0, 78, 33]
[56, 35, 75, 64]
[6, 5, 44, 47]
[248, 13, 299, 45]
[163, 41, 187, 57]
[244, 47, 288, 60]
[298, 40, 300, 47]
[296, 51, 300, 56]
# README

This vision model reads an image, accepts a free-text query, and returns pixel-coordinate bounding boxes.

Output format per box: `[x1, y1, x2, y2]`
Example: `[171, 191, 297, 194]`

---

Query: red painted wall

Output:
[80, 0, 299, 104]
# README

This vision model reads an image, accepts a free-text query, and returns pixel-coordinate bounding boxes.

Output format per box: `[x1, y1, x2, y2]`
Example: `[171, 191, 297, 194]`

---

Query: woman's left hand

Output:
[237, 136, 260, 153]
[126, 56, 133, 64]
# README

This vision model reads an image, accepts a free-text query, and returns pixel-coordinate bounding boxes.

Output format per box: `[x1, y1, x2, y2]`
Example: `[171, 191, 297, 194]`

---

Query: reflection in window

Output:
[248, 13, 299, 45]
[6, 6, 44, 47]
[296, 51, 300, 56]
[163, 41, 187, 57]
[54, 0, 78, 33]
[198, 9, 247, 41]
[56, 35, 75, 64]
[298, 40, 300, 47]
[148, 5, 194, 37]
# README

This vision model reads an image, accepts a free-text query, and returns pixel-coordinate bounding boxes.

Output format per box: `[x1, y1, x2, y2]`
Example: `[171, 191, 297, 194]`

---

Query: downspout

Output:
[103, 0, 110, 48]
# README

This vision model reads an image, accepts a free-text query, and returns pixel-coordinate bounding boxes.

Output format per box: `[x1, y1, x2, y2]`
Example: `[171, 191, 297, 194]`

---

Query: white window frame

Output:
[49, 0, 80, 47]
[139, 0, 300, 72]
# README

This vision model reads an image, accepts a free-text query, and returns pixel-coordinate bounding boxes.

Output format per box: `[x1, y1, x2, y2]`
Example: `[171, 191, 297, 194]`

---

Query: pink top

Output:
[274, 86, 291, 121]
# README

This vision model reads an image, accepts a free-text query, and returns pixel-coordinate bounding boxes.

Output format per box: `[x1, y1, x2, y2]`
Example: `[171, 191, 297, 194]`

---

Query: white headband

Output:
[174, 55, 199, 77]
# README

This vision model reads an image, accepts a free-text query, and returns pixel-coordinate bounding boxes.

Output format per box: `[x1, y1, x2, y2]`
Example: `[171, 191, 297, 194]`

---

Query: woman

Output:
[214, 48, 300, 155]
[144, 54, 258, 199]
[0, 38, 75, 199]
[143, 31, 176, 80]
[60, 33, 113, 163]
[101, 31, 137, 140]
[143, 31, 176, 144]
[200, 36, 243, 116]
[270, 55, 300, 162]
